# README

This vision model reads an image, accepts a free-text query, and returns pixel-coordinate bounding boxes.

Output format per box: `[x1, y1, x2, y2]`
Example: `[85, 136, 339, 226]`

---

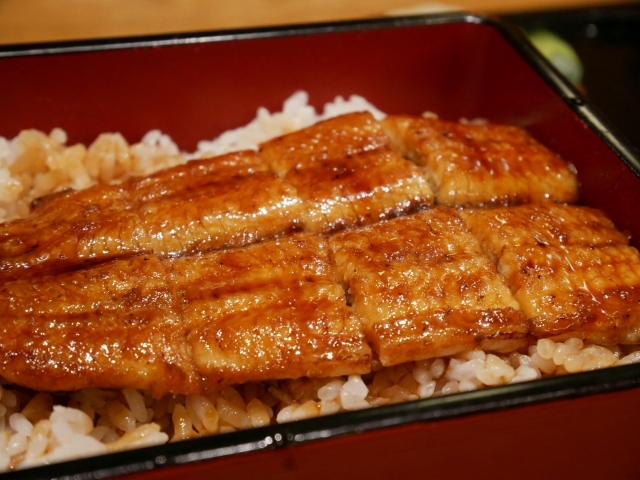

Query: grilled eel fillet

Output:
[382, 115, 579, 207]
[461, 204, 640, 344]
[0, 112, 582, 282]
[0, 113, 433, 281]
[0, 234, 371, 397]
[2, 204, 639, 396]
[330, 208, 528, 365]
[7, 112, 626, 397]
[0, 208, 528, 396]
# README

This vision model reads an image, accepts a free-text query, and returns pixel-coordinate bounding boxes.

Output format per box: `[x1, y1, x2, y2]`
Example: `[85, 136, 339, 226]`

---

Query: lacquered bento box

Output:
[1, 12, 640, 480]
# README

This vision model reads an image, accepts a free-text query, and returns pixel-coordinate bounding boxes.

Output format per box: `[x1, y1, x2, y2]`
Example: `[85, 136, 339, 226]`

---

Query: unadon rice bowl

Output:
[0, 92, 639, 472]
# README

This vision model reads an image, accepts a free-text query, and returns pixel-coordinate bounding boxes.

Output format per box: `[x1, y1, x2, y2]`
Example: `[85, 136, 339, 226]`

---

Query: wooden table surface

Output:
[0, 0, 635, 45]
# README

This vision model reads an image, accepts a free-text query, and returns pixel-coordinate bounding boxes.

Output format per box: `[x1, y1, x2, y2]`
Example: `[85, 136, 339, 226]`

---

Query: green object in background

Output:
[528, 29, 584, 86]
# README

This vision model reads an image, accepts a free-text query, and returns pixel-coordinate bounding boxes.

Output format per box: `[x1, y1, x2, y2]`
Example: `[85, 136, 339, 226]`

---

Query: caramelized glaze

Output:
[382, 115, 578, 206]
[285, 149, 432, 233]
[0, 113, 434, 281]
[0, 255, 202, 397]
[260, 112, 391, 175]
[0, 234, 371, 396]
[499, 245, 640, 344]
[463, 204, 640, 344]
[0, 151, 302, 281]
[329, 209, 528, 365]
[460, 204, 629, 263]
[4, 113, 638, 397]
[261, 112, 434, 232]
[175, 233, 371, 385]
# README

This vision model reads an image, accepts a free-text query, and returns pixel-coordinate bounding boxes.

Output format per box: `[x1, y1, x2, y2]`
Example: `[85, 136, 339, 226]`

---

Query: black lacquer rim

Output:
[0, 13, 478, 57]
[2, 12, 640, 480]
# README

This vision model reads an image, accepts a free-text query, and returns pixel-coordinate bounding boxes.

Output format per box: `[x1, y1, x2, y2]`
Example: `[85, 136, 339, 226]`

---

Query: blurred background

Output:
[1, 0, 639, 148]
[0, 0, 636, 44]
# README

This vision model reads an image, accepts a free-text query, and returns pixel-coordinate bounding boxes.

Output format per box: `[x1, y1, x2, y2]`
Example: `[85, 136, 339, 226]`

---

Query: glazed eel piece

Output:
[461, 204, 640, 345]
[382, 115, 578, 207]
[0, 208, 532, 397]
[0, 112, 433, 281]
[0, 233, 371, 398]
[0, 111, 582, 282]
[2, 203, 640, 396]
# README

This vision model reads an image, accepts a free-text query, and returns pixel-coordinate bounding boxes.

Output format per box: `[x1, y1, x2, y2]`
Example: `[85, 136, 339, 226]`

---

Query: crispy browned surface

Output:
[370, 307, 529, 362]
[31, 150, 269, 213]
[174, 234, 371, 384]
[185, 283, 369, 385]
[0, 114, 436, 280]
[0, 151, 304, 281]
[464, 204, 640, 343]
[460, 204, 629, 263]
[260, 112, 391, 175]
[137, 172, 301, 255]
[0, 234, 371, 396]
[2, 113, 636, 398]
[262, 112, 433, 232]
[330, 207, 479, 286]
[382, 115, 578, 206]
[329, 209, 528, 365]
[0, 255, 202, 398]
[499, 245, 640, 344]
[285, 149, 432, 232]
